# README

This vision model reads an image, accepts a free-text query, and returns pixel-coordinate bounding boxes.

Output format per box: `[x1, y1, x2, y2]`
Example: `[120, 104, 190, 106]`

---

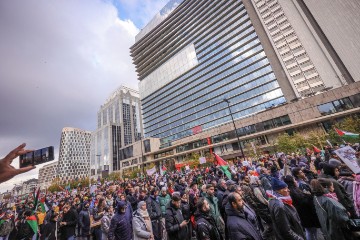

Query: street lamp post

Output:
[223, 98, 245, 160]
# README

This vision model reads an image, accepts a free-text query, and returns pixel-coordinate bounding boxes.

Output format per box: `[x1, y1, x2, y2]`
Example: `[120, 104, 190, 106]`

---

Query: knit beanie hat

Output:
[271, 177, 288, 191]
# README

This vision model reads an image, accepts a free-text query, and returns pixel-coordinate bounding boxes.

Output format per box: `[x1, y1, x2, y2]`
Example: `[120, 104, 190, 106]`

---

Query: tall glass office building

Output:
[131, 0, 287, 148]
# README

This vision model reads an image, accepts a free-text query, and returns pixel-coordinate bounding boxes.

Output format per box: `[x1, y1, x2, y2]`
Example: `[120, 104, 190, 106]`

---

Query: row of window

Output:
[317, 94, 360, 116]
[174, 115, 291, 153]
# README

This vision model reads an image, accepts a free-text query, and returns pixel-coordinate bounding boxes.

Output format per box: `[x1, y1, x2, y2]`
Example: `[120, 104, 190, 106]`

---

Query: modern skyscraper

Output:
[57, 127, 91, 181]
[91, 86, 143, 175]
[131, 0, 295, 148]
[131, 0, 359, 151]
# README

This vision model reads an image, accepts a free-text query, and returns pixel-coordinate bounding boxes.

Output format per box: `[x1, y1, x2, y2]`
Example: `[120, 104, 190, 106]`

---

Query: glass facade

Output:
[317, 95, 358, 116]
[132, 0, 286, 147]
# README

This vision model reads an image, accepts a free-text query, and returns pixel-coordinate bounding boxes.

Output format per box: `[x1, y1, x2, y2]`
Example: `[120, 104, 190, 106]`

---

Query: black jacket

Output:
[78, 209, 90, 233]
[165, 201, 189, 240]
[60, 209, 78, 240]
[225, 203, 262, 240]
[147, 196, 162, 239]
[288, 185, 320, 228]
[194, 210, 222, 240]
[108, 212, 132, 240]
[318, 173, 356, 217]
[181, 200, 191, 221]
[126, 193, 138, 211]
[268, 198, 305, 240]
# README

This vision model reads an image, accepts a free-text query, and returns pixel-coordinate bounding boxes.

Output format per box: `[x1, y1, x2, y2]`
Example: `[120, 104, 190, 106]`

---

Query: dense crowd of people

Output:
[1, 143, 360, 240]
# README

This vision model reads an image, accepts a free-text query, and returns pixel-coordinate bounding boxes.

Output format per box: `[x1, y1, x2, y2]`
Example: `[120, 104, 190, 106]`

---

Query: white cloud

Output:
[0, 0, 141, 192]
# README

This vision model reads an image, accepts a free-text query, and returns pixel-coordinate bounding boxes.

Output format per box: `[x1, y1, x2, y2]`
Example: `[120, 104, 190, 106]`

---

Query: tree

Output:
[276, 133, 298, 154]
[305, 130, 327, 149]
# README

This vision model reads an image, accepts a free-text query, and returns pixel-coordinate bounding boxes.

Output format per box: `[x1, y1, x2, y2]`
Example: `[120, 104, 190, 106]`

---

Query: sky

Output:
[0, 0, 168, 193]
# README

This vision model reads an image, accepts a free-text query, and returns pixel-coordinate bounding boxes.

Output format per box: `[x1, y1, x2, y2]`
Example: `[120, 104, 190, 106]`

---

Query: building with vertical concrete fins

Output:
[125, 0, 360, 169]
[57, 127, 91, 181]
[90, 86, 143, 176]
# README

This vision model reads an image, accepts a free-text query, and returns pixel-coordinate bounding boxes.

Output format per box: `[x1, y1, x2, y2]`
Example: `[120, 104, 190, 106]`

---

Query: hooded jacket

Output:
[225, 203, 262, 240]
[108, 211, 132, 240]
[132, 209, 152, 240]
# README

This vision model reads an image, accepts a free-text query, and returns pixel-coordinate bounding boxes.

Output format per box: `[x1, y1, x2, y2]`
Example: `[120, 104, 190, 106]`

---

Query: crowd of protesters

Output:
[1, 143, 360, 240]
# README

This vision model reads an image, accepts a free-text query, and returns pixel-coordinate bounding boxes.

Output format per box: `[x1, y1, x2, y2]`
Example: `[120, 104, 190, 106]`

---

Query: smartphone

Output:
[19, 146, 54, 168]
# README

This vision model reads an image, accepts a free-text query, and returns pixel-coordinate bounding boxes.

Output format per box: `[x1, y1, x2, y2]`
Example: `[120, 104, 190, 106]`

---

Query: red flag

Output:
[313, 146, 321, 153]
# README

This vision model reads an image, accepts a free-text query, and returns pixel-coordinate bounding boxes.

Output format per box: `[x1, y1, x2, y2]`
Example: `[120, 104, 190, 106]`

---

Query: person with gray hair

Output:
[132, 201, 154, 240]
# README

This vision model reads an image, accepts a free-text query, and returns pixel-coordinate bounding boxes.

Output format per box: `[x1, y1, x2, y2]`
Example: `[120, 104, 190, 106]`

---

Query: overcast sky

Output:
[0, 0, 168, 192]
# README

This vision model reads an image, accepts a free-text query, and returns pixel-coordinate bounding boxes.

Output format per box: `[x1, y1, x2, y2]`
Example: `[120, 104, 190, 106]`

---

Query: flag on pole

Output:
[146, 166, 156, 176]
[326, 140, 333, 148]
[26, 215, 38, 234]
[335, 128, 359, 139]
[160, 165, 167, 176]
[33, 188, 40, 212]
[39, 197, 48, 213]
[213, 153, 232, 179]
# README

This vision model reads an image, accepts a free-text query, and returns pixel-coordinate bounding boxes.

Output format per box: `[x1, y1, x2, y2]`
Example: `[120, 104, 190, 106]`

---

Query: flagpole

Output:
[223, 98, 245, 160]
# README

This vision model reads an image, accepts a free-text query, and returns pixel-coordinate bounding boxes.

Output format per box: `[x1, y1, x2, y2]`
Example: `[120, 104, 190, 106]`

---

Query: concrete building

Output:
[12, 178, 38, 196]
[90, 86, 143, 177]
[126, 0, 360, 170]
[38, 161, 58, 189]
[57, 127, 91, 181]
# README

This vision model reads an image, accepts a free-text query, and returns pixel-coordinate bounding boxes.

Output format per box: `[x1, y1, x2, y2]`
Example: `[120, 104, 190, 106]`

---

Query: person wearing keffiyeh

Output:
[267, 177, 305, 240]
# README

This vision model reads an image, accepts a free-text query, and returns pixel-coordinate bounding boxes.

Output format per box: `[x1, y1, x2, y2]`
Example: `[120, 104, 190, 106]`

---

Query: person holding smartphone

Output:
[165, 193, 189, 240]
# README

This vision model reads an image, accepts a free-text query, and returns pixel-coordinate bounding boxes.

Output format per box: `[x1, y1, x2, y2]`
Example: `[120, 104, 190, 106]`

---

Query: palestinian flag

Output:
[26, 215, 38, 234]
[33, 187, 40, 212]
[335, 128, 359, 139]
[160, 165, 167, 176]
[39, 197, 48, 213]
[214, 153, 232, 179]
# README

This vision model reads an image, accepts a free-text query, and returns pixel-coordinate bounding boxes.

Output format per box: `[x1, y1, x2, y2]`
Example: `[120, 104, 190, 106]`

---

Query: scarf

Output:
[138, 209, 152, 233]
[266, 190, 293, 207]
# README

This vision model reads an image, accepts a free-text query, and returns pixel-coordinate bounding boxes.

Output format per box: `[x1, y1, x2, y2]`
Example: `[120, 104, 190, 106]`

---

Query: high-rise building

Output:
[131, 0, 295, 148]
[38, 161, 58, 189]
[91, 86, 143, 175]
[127, 0, 360, 168]
[248, 0, 357, 96]
[57, 127, 91, 181]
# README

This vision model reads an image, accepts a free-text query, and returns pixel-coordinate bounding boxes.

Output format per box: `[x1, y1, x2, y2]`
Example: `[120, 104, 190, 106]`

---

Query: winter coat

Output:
[216, 185, 226, 212]
[41, 220, 57, 240]
[146, 195, 162, 239]
[165, 201, 188, 240]
[338, 177, 354, 201]
[0, 218, 14, 237]
[204, 193, 225, 239]
[159, 194, 171, 217]
[268, 197, 305, 240]
[194, 210, 222, 240]
[127, 194, 138, 211]
[108, 212, 132, 240]
[318, 173, 356, 217]
[181, 200, 191, 221]
[259, 174, 272, 191]
[174, 183, 187, 195]
[15, 219, 34, 240]
[101, 213, 112, 236]
[79, 209, 91, 234]
[132, 210, 152, 240]
[225, 203, 262, 240]
[313, 195, 351, 240]
[288, 185, 320, 228]
[60, 208, 78, 240]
